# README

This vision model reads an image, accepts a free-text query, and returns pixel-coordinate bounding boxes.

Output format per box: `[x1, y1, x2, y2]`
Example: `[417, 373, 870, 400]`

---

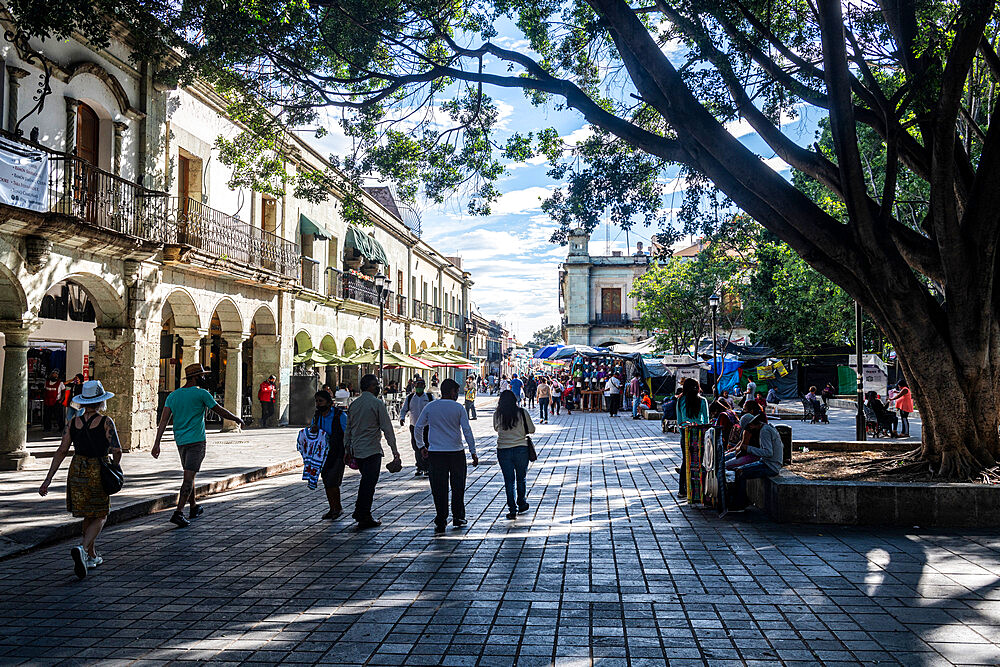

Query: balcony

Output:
[300, 256, 320, 292]
[592, 313, 633, 326]
[0, 131, 168, 254]
[412, 301, 427, 321]
[342, 273, 380, 306]
[165, 197, 298, 280]
[395, 294, 407, 317]
[324, 268, 343, 299]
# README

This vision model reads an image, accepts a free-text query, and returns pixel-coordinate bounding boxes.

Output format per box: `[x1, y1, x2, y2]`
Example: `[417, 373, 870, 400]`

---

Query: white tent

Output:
[610, 337, 662, 355]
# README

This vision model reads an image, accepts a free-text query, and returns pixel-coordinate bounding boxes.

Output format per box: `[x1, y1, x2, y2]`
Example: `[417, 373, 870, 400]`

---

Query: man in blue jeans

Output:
[728, 413, 783, 509]
[629, 372, 643, 419]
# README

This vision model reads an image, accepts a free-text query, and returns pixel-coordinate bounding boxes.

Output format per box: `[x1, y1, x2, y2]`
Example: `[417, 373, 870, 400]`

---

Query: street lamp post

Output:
[709, 294, 720, 396]
[374, 272, 390, 384]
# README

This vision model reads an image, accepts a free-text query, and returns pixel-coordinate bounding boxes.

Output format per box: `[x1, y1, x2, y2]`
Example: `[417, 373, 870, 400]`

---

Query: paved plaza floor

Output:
[1, 402, 997, 665]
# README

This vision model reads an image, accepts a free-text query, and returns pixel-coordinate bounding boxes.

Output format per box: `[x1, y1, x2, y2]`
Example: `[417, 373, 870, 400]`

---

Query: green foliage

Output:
[527, 325, 561, 348]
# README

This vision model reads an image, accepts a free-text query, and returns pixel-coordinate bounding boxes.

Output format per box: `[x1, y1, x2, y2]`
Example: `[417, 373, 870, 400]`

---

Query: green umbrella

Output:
[346, 349, 434, 369]
[293, 347, 349, 366]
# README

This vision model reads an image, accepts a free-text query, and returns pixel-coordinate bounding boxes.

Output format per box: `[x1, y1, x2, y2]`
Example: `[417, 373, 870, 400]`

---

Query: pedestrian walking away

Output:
[536, 378, 551, 423]
[344, 374, 402, 530]
[605, 373, 622, 417]
[524, 375, 537, 409]
[464, 375, 478, 420]
[258, 375, 277, 427]
[152, 363, 244, 528]
[400, 378, 433, 476]
[309, 389, 349, 519]
[414, 378, 478, 533]
[38, 380, 122, 580]
[510, 374, 524, 404]
[493, 390, 534, 520]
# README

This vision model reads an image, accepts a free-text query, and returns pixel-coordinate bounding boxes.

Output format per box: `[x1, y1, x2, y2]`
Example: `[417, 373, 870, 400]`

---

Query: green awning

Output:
[300, 213, 329, 240]
[345, 226, 389, 265]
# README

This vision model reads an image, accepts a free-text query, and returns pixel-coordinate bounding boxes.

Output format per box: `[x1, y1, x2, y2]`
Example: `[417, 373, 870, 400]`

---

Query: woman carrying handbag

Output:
[493, 390, 536, 520]
[39, 380, 123, 580]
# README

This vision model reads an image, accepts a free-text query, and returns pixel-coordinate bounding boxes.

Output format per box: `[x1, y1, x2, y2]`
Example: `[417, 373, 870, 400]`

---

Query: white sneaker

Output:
[87, 554, 103, 567]
[71, 546, 88, 580]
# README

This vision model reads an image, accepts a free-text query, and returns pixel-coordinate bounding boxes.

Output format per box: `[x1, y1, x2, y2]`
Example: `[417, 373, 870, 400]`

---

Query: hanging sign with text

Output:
[0, 137, 48, 212]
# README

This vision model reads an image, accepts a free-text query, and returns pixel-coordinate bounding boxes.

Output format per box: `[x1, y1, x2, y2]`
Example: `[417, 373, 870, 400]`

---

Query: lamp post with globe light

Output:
[374, 272, 390, 383]
[709, 294, 720, 395]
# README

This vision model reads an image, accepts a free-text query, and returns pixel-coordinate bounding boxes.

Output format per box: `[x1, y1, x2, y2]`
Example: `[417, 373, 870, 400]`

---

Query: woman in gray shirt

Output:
[493, 390, 535, 520]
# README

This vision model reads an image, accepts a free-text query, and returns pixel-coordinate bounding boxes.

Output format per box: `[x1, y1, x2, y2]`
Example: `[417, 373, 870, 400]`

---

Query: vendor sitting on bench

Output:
[724, 413, 783, 510]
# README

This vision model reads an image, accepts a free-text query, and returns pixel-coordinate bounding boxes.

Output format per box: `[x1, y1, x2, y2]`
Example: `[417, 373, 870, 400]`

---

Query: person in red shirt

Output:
[43, 370, 66, 433]
[258, 375, 277, 427]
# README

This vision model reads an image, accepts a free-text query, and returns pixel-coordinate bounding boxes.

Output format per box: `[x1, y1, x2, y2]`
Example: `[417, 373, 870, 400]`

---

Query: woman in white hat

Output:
[38, 380, 122, 580]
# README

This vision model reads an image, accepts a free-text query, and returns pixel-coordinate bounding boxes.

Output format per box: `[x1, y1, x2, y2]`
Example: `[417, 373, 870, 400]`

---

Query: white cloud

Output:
[763, 155, 790, 172]
[490, 186, 554, 216]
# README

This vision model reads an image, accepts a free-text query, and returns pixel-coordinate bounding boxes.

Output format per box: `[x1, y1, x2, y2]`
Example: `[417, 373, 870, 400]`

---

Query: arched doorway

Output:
[341, 337, 358, 392]
[320, 334, 338, 388]
[157, 289, 202, 417]
[208, 298, 244, 431]
[248, 306, 278, 426]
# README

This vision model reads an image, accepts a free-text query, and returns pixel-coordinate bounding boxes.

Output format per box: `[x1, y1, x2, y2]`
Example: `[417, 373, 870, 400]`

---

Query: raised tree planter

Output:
[746, 470, 1000, 528]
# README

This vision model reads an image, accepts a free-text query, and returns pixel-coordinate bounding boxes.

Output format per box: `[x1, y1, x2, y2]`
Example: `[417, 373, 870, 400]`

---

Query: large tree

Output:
[14, 0, 1000, 477]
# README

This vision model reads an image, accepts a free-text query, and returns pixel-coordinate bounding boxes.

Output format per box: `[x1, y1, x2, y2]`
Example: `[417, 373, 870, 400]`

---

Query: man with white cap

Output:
[152, 363, 243, 527]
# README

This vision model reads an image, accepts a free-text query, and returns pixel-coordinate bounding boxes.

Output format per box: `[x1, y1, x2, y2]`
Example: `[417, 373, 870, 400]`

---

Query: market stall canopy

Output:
[551, 345, 601, 359]
[299, 213, 330, 240]
[533, 344, 565, 359]
[610, 337, 662, 355]
[345, 226, 389, 265]
[420, 346, 477, 366]
[346, 349, 433, 369]
[293, 347, 349, 366]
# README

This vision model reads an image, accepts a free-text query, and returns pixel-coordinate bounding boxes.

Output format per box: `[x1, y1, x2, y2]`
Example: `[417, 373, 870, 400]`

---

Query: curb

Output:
[0, 458, 302, 561]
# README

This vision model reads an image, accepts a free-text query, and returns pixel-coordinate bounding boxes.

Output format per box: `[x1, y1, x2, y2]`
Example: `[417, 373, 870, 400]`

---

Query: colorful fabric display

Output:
[296, 427, 330, 489]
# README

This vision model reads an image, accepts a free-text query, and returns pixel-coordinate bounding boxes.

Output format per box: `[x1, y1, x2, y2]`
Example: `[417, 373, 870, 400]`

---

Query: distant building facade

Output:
[559, 229, 650, 347]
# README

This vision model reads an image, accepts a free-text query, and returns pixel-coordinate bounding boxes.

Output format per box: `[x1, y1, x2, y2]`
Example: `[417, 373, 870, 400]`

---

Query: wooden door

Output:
[601, 288, 621, 320]
[75, 103, 100, 221]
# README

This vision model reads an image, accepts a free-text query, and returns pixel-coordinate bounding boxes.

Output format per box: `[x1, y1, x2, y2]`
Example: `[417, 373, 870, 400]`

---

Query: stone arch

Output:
[294, 330, 313, 353]
[250, 305, 277, 336]
[209, 297, 243, 333]
[362, 338, 375, 350]
[163, 288, 201, 330]
[342, 337, 358, 355]
[45, 272, 126, 327]
[419, 340, 429, 350]
[0, 262, 28, 321]
[320, 335, 338, 354]
[392, 342, 402, 353]
[67, 62, 143, 119]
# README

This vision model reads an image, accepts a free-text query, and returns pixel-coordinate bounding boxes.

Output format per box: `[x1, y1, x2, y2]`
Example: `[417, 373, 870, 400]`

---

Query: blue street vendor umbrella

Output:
[534, 344, 565, 359]
[551, 345, 600, 359]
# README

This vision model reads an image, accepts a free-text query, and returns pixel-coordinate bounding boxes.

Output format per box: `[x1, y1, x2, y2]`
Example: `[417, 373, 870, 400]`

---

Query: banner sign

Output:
[0, 137, 48, 212]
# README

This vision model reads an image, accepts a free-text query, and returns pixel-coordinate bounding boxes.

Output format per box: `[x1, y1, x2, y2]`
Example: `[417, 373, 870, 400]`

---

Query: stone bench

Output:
[745, 469, 1000, 528]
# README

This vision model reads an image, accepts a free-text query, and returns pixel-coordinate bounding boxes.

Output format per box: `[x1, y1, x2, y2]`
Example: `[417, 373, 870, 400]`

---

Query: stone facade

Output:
[559, 229, 649, 347]
[0, 24, 476, 468]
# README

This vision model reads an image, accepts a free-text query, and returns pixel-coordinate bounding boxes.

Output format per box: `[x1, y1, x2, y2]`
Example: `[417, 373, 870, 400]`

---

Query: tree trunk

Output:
[887, 330, 1000, 479]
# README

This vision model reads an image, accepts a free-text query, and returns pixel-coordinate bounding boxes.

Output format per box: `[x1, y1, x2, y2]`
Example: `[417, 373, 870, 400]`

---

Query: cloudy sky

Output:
[316, 23, 822, 342]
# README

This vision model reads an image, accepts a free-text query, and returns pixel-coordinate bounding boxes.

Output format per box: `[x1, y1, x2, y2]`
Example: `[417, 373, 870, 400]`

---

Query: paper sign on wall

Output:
[0, 137, 48, 212]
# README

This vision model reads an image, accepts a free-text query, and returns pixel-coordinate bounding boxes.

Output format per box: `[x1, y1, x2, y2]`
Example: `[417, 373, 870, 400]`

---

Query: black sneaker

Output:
[434, 524, 447, 534]
[189, 505, 204, 520]
[355, 519, 382, 531]
[452, 519, 468, 528]
[170, 512, 191, 528]
[71, 546, 87, 580]
[414, 470, 423, 476]
[517, 503, 530, 514]
[505, 511, 517, 520]
[321, 509, 341, 520]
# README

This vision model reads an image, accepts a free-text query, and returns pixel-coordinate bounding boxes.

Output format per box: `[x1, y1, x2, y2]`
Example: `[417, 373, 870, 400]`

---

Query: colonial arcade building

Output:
[0, 15, 474, 470]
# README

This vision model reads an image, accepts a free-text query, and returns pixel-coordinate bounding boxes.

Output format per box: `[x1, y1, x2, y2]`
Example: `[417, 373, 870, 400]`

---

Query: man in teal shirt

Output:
[153, 363, 243, 527]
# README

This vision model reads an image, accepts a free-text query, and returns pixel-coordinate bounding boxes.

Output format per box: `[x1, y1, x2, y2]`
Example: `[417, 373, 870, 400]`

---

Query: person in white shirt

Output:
[604, 373, 622, 417]
[334, 383, 351, 406]
[414, 378, 478, 533]
[399, 378, 433, 476]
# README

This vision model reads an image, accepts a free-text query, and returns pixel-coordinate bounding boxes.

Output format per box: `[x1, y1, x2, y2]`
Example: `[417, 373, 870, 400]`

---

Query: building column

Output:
[220, 334, 247, 432]
[113, 121, 128, 176]
[64, 96, 79, 153]
[0, 324, 35, 470]
[93, 326, 158, 452]
[251, 334, 279, 424]
[173, 327, 206, 368]
[6, 67, 28, 133]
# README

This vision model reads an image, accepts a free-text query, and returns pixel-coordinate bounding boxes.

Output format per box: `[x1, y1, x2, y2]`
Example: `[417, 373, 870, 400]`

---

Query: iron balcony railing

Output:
[0, 130, 168, 242]
[395, 294, 407, 317]
[433, 307, 443, 325]
[325, 267, 343, 299]
[412, 300, 427, 321]
[343, 273, 380, 306]
[300, 256, 320, 292]
[592, 313, 633, 325]
[167, 197, 298, 278]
